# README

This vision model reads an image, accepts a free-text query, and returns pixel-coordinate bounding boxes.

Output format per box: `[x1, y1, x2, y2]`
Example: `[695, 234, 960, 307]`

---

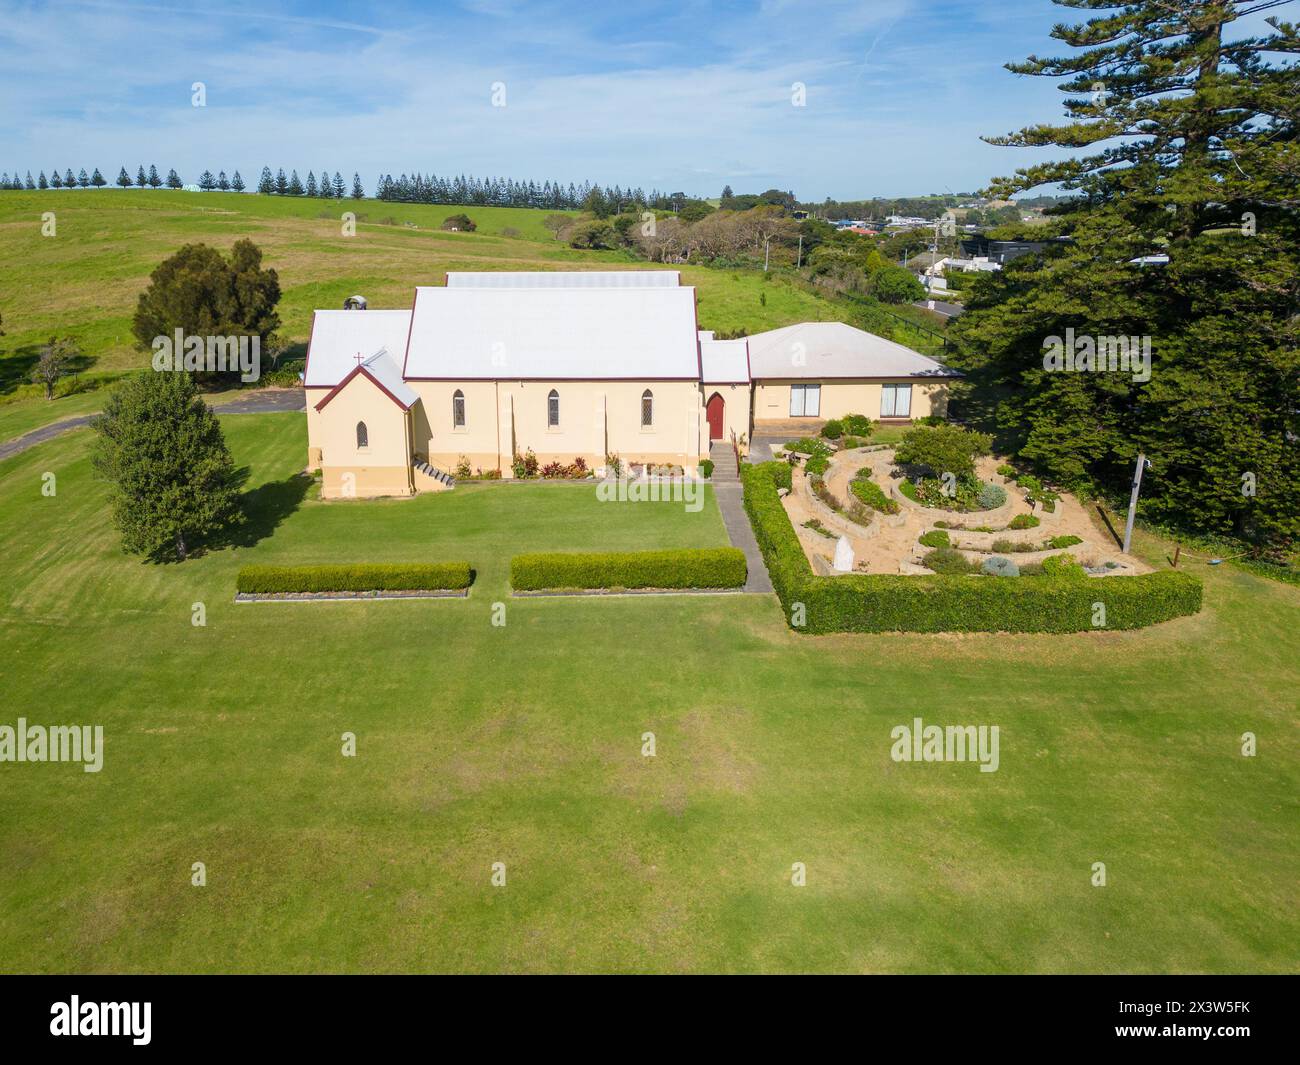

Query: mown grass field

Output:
[0, 189, 850, 418]
[0, 412, 1296, 973]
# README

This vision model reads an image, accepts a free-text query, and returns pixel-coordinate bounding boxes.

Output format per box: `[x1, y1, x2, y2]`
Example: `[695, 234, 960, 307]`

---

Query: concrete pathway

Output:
[714, 482, 772, 593]
[0, 388, 306, 461]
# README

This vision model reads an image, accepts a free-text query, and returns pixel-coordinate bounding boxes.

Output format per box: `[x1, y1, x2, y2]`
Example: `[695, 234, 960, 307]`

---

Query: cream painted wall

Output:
[311, 374, 413, 499]
[701, 382, 752, 450]
[752, 379, 949, 424]
[410, 379, 703, 472]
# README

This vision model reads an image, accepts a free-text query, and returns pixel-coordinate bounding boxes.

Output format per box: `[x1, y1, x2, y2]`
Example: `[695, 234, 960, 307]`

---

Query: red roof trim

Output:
[402, 376, 699, 383]
[314, 365, 414, 413]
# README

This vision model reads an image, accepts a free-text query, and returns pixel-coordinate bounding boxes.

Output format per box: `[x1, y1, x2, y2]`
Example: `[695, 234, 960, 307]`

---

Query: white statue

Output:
[833, 535, 854, 573]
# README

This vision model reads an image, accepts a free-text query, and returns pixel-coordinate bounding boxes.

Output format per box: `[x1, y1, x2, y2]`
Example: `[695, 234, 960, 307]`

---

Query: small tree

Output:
[38, 171, 49, 189]
[77, 168, 90, 187]
[257, 167, 274, 194]
[147, 165, 161, 188]
[165, 168, 182, 189]
[136, 165, 147, 187]
[894, 423, 993, 483]
[116, 167, 132, 188]
[217, 170, 230, 191]
[542, 213, 570, 239]
[871, 265, 925, 304]
[199, 169, 217, 191]
[92, 371, 243, 561]
[231, 170, 246, 193]
[350, 173, 364, 199]
[31, 337, 78, 399]
[91, 168, 106, 187]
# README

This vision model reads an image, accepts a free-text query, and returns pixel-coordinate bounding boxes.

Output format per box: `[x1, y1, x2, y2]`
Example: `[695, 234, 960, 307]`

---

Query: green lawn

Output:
[0, 190, 848, 436]
[1, 412, 1296, 973]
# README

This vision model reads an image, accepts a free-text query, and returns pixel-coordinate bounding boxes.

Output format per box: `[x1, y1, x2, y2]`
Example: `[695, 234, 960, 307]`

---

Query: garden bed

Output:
[743, 462, 1202, 634]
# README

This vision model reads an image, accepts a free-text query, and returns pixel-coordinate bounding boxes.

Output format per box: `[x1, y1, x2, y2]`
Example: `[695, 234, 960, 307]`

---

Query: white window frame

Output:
[881, 383, 912, 418]
[790, 383, 820, 417]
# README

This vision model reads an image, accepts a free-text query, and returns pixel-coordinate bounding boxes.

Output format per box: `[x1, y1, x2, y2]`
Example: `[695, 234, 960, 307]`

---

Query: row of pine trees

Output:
[0, 165, 188, 190]
[374, 173, 681, 213]
[0, 166, 680, 212]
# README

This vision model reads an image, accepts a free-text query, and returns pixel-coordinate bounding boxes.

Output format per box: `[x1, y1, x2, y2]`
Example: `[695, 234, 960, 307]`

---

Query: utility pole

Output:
[764, 238, 770, 272]
[796, 234, 803, 269]
[1122, 453, 1151, 554]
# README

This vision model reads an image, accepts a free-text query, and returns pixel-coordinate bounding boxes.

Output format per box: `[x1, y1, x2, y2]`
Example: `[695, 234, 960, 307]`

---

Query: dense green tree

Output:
[894, 423, 993, 482]
[147, 165, 161, 187]
[92, 371, 243, 561]
[50, 169, 62, 188]
[91, 168, 106, 187]
[871, 264, 926, 303]
[274, 168, 288, 195]
[350, 173, 364, 199]
[286, 170, 303, 196]
[136, 165, 147, 187]
[257, 167, 274, 194]
[199, 169, 216, 191]
[950, 0, 1299, 552]
[116, 166, 132, 188]
[304, 170, 318, 197]
[165, 168, 182, 189]
[131, 239, 282, 385]
[231, 170, 245, 193]
[37, 171, 48, 189]
[217, 170, 230, 191]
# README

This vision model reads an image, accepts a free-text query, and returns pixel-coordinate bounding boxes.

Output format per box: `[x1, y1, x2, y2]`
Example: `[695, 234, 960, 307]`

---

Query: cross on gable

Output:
[354, 352, 364, 367]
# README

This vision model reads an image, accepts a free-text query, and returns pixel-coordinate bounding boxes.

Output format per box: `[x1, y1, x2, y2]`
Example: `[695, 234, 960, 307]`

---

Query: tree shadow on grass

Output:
[0, 343, 99, 395]
[209, 470, 313, 552]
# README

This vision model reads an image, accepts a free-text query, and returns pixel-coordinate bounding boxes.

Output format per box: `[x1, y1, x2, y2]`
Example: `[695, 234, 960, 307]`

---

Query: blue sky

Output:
[0, 0, 1154, 198]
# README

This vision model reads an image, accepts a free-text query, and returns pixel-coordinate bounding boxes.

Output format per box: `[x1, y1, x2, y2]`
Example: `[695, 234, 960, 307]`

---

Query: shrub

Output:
[842, 413, 874, 436]
[820, 418, 844, 440]
[237, 562, 472, 594]
[1008, 514, 1041, 529]
[785, 437, 830, 458]
[871, 264, 926, 303]
[510, 548, 746, 591]
[772, 463, 792, 491]
[440, 212, 476, 232]
[454, 455, 472, 479]
[991, 538, 1036, 553]
[922, 547, 978, 575]
[898, 479, 919, 501]
[1047, 535, 1083, 549]
[1041, 552, 1087, 580]
[700, 458, 715, 479]
[977, 482, 1007, 510]
[804, 454, 830, 477]
[997, 464, 1018, 478]
[982, 556, 1020, 577]
[802, 518, 836, 539]
[740, 462, 1202, 633]
[894, 424, 993, 481]
[918, 529, 950, 548]
[849, 477, 899, 514]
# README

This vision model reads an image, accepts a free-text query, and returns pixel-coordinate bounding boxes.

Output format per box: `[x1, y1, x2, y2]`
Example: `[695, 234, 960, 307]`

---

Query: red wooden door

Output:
[706, 393, 725, 440]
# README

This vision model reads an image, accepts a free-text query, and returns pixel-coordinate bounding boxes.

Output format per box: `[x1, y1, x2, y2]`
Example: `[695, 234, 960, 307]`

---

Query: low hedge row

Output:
[237, 562, 472, 594]
[742, 462, 1202, 634]
[511, 548, 746, 591]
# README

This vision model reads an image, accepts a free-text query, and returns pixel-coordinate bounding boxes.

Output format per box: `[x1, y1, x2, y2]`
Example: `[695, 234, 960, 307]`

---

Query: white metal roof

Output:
[700, 338, 750, 383]
[745, 322, 956, 380]
[403, 286, 700, 379]
[444, 270, 681, 289]
[304, 310, 411, 388]
[358, 350, 418, 409]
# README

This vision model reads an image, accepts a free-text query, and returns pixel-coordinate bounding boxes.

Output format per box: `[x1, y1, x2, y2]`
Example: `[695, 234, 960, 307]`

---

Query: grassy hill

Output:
[0, 190, 857, 424]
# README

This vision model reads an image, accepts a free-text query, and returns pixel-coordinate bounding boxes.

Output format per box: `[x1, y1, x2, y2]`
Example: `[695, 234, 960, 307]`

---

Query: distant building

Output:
[959, 236, 1071, 265]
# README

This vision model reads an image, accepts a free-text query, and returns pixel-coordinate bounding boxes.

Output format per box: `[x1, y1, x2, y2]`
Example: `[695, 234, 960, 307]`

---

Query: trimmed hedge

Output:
[237, 562, 472, 594]
[741, 462, 1202, 634]
[511, 548, 746, 591]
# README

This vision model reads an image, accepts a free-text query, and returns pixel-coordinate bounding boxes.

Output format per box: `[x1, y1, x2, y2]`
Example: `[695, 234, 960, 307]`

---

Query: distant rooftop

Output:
[444, 270, 681, 289]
